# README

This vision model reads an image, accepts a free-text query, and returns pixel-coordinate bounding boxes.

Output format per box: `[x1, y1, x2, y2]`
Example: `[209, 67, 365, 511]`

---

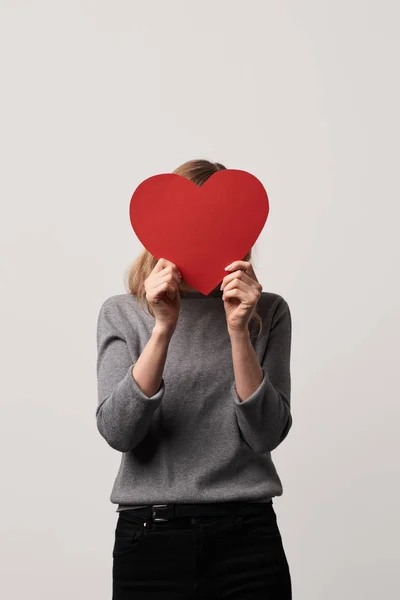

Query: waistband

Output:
[120, 500, 273, 522]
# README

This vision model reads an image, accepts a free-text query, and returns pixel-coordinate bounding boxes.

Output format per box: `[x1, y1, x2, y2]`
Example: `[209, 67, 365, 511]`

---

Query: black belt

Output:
[126, 500, 273, 523]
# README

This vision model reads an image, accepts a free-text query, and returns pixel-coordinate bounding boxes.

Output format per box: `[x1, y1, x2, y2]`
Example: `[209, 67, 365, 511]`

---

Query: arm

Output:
[131, 323, 174, 398]
[229, 297, 292, 454]
[96, 298, 173, 452]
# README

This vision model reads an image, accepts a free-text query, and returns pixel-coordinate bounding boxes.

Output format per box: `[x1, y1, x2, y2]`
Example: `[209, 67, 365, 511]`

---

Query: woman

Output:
[96, 159, 293, 599]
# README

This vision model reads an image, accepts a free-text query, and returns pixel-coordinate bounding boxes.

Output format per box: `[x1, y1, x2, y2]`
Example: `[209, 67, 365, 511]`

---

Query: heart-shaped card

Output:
[129, 169, 269, 295]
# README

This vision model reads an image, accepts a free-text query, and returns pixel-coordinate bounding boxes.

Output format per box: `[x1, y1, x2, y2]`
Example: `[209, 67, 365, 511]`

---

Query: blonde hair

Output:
[125, 159, 262, 335]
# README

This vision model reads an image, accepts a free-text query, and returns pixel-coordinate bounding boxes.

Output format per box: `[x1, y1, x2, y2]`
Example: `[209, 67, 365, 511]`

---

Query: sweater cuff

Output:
[231, 367, 269, 407]
[124, 365, 166, 405]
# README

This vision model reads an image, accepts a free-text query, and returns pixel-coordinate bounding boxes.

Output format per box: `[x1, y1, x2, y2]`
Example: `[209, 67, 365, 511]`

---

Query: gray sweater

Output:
[96, 286, 292, 512]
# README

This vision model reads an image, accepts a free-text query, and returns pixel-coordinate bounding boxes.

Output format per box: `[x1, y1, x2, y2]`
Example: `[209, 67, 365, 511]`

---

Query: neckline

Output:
[180, 285, 223, 299]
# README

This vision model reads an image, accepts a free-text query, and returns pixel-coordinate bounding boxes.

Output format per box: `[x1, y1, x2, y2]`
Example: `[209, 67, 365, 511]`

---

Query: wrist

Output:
[228, 326, 251, 341]
[153, 323, 175, 340]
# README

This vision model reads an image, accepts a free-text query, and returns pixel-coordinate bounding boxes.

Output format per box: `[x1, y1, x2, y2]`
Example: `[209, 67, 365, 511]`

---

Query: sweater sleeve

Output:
[96, 297, 165, 452]
[231, 297, 293, 454]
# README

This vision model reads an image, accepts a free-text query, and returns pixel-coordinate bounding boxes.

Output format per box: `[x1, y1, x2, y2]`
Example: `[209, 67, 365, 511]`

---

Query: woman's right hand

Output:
[144, 258, 182, 332]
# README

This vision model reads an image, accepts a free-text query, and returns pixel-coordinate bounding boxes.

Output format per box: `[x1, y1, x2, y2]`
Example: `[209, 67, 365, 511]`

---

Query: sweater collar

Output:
[180, 284, 223, 299]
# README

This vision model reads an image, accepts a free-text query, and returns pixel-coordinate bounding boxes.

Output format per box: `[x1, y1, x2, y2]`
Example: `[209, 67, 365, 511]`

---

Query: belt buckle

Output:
[152, 504, 169, 522]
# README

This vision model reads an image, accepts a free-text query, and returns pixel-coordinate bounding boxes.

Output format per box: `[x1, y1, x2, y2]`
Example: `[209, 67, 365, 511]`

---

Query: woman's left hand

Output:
[220, 260, 262, 333]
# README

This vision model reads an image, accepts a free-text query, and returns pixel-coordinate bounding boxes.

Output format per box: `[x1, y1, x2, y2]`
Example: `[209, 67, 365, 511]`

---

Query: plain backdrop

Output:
[1, 1, 399, 598]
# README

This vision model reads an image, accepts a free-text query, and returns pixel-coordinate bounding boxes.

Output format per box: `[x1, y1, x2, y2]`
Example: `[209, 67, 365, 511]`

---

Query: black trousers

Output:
[112, 500, 292, 599]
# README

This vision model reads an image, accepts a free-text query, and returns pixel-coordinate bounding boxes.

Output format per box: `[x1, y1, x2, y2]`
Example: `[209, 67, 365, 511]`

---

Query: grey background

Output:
[1, 1, 399, 598]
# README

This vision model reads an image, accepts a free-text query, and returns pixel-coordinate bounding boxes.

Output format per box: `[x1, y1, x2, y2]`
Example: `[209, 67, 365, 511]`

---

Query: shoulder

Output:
[98, 293, 136, 313]
[97, 293, 149, 327]
[257, 291, 291, 327]
[97, 293, 140, 317]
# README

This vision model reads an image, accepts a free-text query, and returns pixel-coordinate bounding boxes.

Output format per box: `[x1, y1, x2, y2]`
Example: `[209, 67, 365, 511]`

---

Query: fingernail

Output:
[224, 264, 232, 270]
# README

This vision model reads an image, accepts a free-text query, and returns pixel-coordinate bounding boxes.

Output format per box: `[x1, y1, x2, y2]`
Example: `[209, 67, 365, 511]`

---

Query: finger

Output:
[222, 278, 251, 296]
[159, 264, 182, 286]
[160, 271, 182, 291]
[224, 261, 258, 283]
[221, 270, 256, 291]
[222, 286, 257, 306]
[159, 268, 179, 284]
[224, 260, 252, 272]
[155, 257, 182, 278]
[153, 257, 168, 273]
[151, 281, 178, 303]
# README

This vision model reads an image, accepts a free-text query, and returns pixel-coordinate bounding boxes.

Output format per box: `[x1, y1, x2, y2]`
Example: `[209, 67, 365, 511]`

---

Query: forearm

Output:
[228, 306, 292, 453]
[96, 312, 173, 452]
[229, 328, 264, 402]
[132, 325, 174, 397]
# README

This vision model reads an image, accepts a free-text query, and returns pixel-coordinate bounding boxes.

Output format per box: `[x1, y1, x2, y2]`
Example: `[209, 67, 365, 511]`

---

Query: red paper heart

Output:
[129, 169, 269, 295]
